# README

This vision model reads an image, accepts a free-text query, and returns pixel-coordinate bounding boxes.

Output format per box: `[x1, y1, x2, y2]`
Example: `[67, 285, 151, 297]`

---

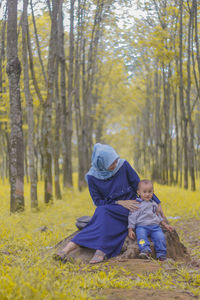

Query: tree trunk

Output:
[27, 23, 44, 105]
[22, 0, 38, 209]
[143, 74, 151, 174]
[74, 0, 86, 190]
[0, 16, 6, 98]
[6, 0, 24, 212]
[162, 64, 170, 184]
[30, 0, 47, 87]
[54, 57, 62, 199]
[24, 135, 29, 183]
[193, 0, 200, 79]
[169, 117, 174, 184]
[186, 5, 196, 191]
[43, 0, 59, 203]
[64, 0, 74, 188]
[152, 65, 162, 181]
[173, 86, 179, 184]
[179, 0, 188, 189]
[57, 0, 68, 190]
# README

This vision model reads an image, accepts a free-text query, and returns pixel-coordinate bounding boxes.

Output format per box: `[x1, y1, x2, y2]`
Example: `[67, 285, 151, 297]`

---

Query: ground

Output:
[0, 180, 200, 299]
[94, 218, 200, 299]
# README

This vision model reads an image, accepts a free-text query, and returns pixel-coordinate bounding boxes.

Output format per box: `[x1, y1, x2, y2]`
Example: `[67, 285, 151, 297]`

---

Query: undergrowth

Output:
[0, 177, 199, 299]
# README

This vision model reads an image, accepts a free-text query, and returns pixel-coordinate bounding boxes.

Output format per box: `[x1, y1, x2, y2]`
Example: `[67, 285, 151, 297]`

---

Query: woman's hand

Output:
[117, 200, 139, 212]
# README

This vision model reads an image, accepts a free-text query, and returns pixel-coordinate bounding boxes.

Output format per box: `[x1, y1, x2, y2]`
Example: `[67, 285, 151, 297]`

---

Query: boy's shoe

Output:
[158, 256, 166, 261]
[139, 252, 151, 259]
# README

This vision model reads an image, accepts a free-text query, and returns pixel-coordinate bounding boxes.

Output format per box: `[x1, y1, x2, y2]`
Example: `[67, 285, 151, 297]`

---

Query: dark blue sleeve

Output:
[87, 176, 114, 206]
[152, 193, 160, 204]
[125, 161, 161, 204]
[125, 161, 140, 192]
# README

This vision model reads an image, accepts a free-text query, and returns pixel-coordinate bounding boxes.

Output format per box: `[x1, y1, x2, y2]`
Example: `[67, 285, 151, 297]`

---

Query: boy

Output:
[128, 180, 173, 261]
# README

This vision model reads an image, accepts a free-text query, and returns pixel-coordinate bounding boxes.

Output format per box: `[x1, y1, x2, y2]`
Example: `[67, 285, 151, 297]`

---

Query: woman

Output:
[56, 143, 162, 263]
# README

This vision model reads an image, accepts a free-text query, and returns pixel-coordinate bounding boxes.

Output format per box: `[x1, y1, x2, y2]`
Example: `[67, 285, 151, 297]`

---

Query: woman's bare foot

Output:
[54, 241, 79, 261]
[89, 250, 106, 264]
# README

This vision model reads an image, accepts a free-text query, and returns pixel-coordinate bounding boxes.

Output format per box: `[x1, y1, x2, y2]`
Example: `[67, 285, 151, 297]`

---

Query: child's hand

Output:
[128, 228, 136, 240]
[164, 224, 174, 232]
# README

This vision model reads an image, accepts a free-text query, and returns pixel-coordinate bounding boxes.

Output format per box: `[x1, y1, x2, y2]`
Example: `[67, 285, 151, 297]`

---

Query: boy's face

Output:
[137, 183, 154, 201]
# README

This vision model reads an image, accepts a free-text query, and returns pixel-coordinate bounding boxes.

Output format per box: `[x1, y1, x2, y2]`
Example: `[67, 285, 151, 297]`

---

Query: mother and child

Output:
[55, 143, 173, 263]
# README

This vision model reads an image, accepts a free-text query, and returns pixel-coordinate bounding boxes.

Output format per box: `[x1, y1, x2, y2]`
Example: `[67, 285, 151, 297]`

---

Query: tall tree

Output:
[74, 0, 86, 190]
[64, 0, 74, 188]
[6, 0, 24, 212]
[43, 0, 59, 203]
[186, 3, 196, 190]
[53, 57, 62, 199]
[22, 0, 38, 208]
[57, 0, 68, 190]
[179, 0, 188, 189]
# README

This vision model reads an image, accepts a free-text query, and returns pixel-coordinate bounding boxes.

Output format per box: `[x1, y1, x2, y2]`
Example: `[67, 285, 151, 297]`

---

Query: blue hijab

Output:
[85, 143, 125, 182]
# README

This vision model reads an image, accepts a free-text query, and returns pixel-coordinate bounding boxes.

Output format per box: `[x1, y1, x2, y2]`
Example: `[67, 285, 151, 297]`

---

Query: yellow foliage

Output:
[0, 177, 199, 299]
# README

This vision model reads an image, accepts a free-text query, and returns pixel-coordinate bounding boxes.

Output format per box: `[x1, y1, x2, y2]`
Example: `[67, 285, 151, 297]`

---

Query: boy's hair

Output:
[137, 179, 153, 191]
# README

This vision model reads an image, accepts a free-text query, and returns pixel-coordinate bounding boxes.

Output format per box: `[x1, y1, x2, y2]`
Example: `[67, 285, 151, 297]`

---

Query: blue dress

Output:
[72, 161, 160, 258]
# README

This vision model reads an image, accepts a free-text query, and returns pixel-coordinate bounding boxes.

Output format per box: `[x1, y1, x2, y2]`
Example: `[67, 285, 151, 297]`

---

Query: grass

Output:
[0, 176, 200, 299]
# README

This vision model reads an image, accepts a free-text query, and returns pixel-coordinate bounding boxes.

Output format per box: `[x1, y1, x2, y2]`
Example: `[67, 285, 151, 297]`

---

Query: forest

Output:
[0, 0, 200, 299]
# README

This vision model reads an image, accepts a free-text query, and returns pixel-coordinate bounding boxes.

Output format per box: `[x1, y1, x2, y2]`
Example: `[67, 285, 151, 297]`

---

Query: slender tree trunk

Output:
[179, 147, 183, 187]
[35, 111, 43, 181]
[6, 0, 24, 212]
[54, 57, 62, 199]
[81, 36, 90, 176]
[57, 0, 68, 190]
[43, 0, 59, 203]
[64, 0, 74, 188]
[0, 17, 6, 98]
[30, 0, 47, 87]
[133, 116, 142, 173]
[168, 65, 174, 184]
[22, 0, 38, 208]
[186, 6, 196, 190]
[152, 65, 162, 181]
[193, 0, 200, 79]
[162, 63, 171, 184]
[4, 127, 10, 179]
[142, 74, 151, 175]
[173, 86, 179, 184]
[0, 10, 7, 181]
[169, 117, 174, 184]
[179, 0, 188, 189]
[24, 136, 29, 183]
[27, 23, 44, 105]
[74, 0, 86, 190]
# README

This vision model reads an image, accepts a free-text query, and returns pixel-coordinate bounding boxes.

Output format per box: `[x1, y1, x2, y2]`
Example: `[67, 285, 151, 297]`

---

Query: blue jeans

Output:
[136, 225, 166, 258]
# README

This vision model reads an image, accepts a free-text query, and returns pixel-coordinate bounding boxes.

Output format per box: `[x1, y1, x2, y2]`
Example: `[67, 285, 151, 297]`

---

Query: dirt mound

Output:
[55, 227, 190, 263]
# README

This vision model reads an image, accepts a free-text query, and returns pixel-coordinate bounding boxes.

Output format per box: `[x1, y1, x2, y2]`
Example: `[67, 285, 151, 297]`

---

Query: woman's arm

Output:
[116, 200, 139, 211]
[87, 176, 113, 206]
[152, 194, 160, 204]
[125, 161, 140, 191]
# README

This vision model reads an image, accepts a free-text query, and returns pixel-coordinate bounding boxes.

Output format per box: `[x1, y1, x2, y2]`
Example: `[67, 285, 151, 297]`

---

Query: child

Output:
[128, 180, 173, 261]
